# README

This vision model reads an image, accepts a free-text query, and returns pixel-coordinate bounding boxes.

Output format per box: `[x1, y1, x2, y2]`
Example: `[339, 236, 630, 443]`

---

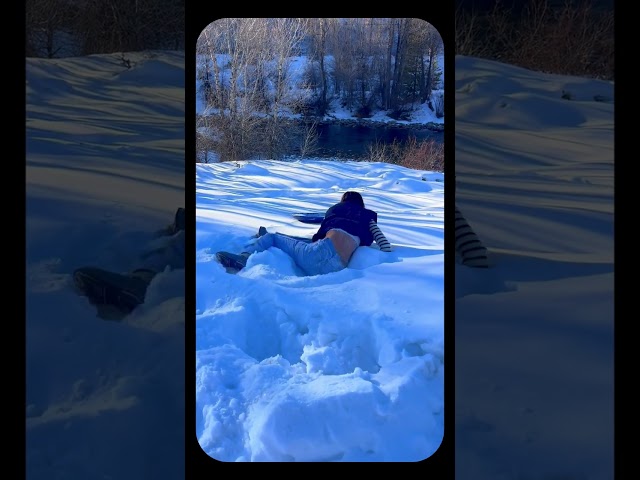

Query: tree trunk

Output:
[384, 20, 395, 110]
[423, 49, 434, 104]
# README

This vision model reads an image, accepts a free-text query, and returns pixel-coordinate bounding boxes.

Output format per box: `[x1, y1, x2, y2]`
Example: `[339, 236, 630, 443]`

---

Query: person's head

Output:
[341, 191, 365, 208]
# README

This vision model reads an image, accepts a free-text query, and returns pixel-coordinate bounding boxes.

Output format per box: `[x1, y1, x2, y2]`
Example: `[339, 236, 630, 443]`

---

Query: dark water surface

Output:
[294, 123, 444, 160]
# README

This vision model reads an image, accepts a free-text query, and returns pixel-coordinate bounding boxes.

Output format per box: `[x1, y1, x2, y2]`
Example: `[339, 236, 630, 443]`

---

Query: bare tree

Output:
[330, 19, 360, 109]
[307, 18, 332, 114]
[455, 0, 613, 80]
[298, 121, 320, 159]
[389, 18, 412, 111]
[197, 18, 313, 162]
[200, 19, 266, 161]
[261, 18, 309, 159]
[69, 0, 184, 56]
[195, 18, 445, 162]
[196, 114, 217, 163]
[455, 5, 493, 58]
[323, 18, 444, 115]
[328, 18, 381, 113]
[381, 18, 395, 110]
[198, 26, 225, 110]
[408, 19, 444, 105]
[26, 0, 79, 58]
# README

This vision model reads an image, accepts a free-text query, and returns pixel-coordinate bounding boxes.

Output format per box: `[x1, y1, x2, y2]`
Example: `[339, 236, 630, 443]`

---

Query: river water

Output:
[292, 122, 443, 160]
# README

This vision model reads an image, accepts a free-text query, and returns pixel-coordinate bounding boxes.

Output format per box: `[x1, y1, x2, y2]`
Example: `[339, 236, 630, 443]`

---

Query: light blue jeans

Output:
[253, 233, 345, 276]
[138, 230, 185, 272]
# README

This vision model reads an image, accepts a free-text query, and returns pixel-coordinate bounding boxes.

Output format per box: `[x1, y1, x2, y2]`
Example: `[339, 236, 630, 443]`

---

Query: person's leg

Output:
[139, 230, 185, 272]
[253, 226, 311, 243]
[253, 232, 301, 255]
[253, 233, 344, 275]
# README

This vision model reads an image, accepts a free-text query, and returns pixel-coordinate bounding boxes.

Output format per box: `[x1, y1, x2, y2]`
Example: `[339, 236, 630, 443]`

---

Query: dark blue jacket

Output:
[312, 202, 378, 246]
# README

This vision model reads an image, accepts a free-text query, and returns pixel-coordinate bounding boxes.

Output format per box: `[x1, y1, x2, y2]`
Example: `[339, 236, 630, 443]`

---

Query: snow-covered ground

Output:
[195, 160, 445, 462]
[454, 55, 614, 480]
[25, 44, 613, 476]
[26, 50, 186, 479]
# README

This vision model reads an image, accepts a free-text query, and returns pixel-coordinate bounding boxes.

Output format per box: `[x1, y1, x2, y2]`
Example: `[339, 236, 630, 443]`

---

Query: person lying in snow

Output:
[73, 208, 185, 318]
[217, 191, 392, 275]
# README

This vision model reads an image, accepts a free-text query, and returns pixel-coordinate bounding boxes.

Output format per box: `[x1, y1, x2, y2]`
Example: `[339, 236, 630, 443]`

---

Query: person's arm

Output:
[454, 205, 489, 267]
[369, 220, 392, 252]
